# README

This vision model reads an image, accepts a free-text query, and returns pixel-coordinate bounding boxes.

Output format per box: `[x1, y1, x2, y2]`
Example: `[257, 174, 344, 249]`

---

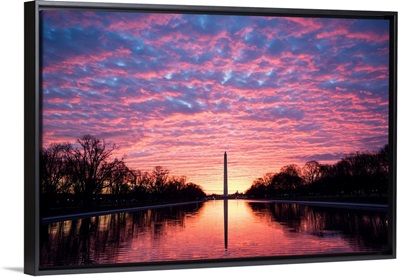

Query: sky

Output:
[40, 10, 390, 194]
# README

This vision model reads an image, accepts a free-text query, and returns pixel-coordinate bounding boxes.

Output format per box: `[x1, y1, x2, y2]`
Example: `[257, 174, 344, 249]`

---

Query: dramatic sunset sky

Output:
[41, 10, 389, 194]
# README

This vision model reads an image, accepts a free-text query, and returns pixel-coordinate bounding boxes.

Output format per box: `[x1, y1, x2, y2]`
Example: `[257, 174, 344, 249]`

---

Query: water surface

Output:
[40, 200, 389, 267]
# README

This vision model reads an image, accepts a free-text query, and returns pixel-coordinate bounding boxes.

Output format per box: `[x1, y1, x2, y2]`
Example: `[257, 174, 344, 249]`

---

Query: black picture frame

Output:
[24, 0, 397, 275]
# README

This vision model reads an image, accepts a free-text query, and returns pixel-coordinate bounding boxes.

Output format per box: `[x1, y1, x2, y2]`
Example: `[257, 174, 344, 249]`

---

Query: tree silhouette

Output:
[302, 160, 322, 185]
[165, 176, 186, 201]
[41, 143, 72, 195]
[181, 182, 206, 200]
[246, 144, 389, 199]
[66, 135, 119, 206]
[108, 160, 131, 195]
[377, 144, 389, 194]
[149, 166, 170, 197]
[40, 135, 208, 214]
[270, 164, 303, 193]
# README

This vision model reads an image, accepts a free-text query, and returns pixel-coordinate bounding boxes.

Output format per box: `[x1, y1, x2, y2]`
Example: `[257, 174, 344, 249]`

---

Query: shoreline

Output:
[41, 200, 206, 224]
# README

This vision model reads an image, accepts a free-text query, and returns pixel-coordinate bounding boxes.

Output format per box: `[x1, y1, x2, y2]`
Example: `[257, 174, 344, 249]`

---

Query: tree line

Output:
[245, 145, 389, 199]
[41, 135, 206, 212]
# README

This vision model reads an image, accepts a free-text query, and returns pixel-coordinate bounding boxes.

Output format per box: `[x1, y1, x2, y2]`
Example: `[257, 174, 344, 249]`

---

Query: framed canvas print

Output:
[24, 0, 397, 275]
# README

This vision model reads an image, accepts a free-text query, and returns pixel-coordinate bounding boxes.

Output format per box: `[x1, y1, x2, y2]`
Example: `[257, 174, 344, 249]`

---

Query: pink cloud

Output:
[41, 12, 390, 194]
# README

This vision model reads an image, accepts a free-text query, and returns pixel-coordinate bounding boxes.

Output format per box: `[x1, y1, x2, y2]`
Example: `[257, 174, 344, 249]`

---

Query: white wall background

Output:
[0, 0, 398, 276]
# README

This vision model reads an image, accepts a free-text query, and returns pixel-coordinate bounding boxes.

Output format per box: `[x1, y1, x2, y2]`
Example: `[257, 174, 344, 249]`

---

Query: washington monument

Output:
[224, 152, 228, 197]
[223, 152, 228, 248]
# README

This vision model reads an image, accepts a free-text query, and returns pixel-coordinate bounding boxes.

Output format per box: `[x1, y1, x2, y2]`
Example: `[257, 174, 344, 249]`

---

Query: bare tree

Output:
[108, 160, 131, 195]
[66, 135, 119, 205]
[270, 164, 303, 192]
[379, 144, 389, 174]
[130, 169, 142, 187]
[41, 143, 72, 194]
[169, 176, 186, 190]
[149, 166, 169, 195]
[140, 171, 153, 191]
[302, 160, 322, 185]
[262, 173, 275, 186]
[181, 182, 206, 200]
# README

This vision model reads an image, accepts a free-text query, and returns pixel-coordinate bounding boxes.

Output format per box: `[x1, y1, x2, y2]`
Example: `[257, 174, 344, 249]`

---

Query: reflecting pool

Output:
[40, 200, 389, 267]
